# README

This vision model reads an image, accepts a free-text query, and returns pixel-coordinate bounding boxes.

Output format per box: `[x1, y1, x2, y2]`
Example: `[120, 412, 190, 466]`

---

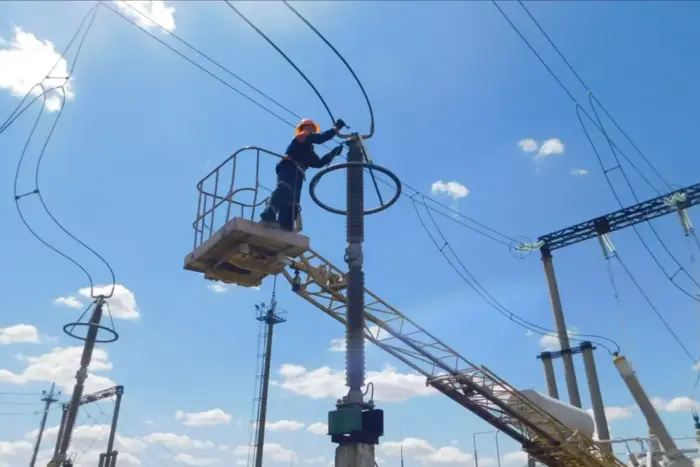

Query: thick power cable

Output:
[100, 0, 520, 249]
[413, 194, 621, 355]
[493, 0, 700, 302]
[12, 4, 116, 298]
[223, 0, 385, 205]
[515, 0, 672, 192]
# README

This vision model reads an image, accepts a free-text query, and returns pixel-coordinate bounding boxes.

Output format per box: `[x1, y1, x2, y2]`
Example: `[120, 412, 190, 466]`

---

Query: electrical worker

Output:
[259, 118, 346, 231]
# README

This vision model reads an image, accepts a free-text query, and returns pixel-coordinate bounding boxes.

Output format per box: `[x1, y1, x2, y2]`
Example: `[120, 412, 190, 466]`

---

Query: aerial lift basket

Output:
[183, 147, 310, 288]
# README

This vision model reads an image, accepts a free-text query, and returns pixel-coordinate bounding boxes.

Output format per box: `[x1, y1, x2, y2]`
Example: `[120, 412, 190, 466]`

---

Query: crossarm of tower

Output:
[282, 249, 626, 467]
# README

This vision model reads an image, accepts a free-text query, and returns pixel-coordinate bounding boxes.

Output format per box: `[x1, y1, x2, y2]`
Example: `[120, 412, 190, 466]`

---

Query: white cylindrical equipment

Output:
[505, 389, 595, 440]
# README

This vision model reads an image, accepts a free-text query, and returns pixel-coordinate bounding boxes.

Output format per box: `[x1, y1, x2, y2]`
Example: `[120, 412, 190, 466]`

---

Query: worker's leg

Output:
[276, 164, 300, 231]
[260, 163, 293, 227]
[278, 169, 304, 231]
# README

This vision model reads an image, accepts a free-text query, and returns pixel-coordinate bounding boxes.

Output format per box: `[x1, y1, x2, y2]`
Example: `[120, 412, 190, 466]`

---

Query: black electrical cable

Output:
[413, 194, 621, 355]
[515, 0, 672, 193]
[577, 105, 700, 303]
[491, 0, 663, 197]
[12, 4, 116, 299]
[493, 0, 700, 303]
[612, 250, 695, 364]
[223, 0, 386, 206]
[0, 3, 100, 137]
[103, 0, 521, 249]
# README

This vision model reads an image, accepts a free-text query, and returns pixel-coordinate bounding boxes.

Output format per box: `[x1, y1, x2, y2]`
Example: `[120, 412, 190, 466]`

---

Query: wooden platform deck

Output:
[184, 217, 310, 288]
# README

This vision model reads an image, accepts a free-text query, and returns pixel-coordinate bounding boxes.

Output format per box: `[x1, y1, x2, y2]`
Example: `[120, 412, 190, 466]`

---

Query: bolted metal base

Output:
[328, 406, 383, 445]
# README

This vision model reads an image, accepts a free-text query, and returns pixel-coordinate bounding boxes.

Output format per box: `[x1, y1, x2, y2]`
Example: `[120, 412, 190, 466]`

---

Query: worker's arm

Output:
[296, 128, 337, 145]
[308, 145, 344, 168]
[296, 119, 347, 145]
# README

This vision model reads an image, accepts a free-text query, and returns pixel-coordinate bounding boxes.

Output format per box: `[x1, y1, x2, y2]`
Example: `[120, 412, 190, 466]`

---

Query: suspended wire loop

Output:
[8, 4, 117, 299]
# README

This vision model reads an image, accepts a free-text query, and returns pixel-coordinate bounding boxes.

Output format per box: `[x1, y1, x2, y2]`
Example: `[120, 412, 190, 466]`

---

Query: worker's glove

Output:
[320, 146, 343, 166]
[334, 119, 347, 130]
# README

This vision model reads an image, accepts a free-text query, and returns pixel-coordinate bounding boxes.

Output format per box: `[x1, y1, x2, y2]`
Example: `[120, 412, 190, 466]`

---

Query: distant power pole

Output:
[30, 382, 60, 467]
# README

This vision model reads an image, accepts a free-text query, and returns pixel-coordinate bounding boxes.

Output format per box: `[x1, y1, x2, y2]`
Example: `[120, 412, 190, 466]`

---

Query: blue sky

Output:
[1, 1, 700, 466]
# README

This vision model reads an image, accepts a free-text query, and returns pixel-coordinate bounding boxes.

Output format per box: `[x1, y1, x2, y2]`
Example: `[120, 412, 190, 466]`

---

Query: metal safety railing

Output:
[192, 146, 283, 250]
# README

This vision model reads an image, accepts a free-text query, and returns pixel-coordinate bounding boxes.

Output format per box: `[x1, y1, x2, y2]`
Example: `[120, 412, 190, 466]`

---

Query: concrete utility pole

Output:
[251, 296, 286, 467]
[30, 383, 60, 467]
[537, 351, 559, 400]
[540, 246, 582, 408]
[580, 342, 611, 454]
[310, 133, 402, 467]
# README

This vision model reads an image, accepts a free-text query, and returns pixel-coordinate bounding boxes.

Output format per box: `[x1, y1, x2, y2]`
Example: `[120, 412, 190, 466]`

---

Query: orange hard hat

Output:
[295, 118, 320, 134]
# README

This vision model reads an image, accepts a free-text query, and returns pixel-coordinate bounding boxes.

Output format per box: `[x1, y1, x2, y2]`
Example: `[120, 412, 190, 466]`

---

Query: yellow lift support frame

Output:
[183, 147, 626, 467]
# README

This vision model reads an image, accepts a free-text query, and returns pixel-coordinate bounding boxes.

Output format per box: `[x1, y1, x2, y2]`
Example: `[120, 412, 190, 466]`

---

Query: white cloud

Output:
[0, 324, 41, 345]
[329, 338, 345, 352]
[306, 423, 328, 435]
[234, 443, 297, 462]
[207, 282, 261, 293]
[537, 329, 577, 351]
[304, 457, 327, 464]
[0, 346, 115, 393]
[174, 453, 220, 466]
[266, 420, 305, 431]
[277, 363, 435, 403]
[586, 405, 634, 426]
[175, 409, 232, 427]
[142, 432, 215, 450]
[25, 423, 149, 457]
[518, 139, 538, 153]
[571, 168, 589, 176]
[114, 1, 177, 32]
[381, 438, 473, 465]
[56, 284, 141, 320]
[535, 138, 565, 160]
[54, 296, 83, 309]
[0, 440, 33, 457]
[431, 181, 469, 200]
[652, 396, 699, 412]
[502, 451, 528, 465]
[0, 27, 74, 112]
[518, 138, 565, 161]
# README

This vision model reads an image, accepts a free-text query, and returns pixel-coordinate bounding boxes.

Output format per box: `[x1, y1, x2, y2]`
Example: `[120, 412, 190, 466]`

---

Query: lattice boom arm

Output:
[281, 250, 626, 467]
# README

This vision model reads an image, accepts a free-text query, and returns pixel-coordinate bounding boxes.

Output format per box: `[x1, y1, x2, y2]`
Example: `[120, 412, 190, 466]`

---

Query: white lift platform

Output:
[183, 146, 310, 288]
[184, 217, 309, 288]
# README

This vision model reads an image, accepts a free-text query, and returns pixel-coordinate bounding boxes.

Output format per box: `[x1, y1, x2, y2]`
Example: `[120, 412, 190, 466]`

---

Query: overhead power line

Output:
[101, 0, 521, 249]
[492, 0, 700, 302]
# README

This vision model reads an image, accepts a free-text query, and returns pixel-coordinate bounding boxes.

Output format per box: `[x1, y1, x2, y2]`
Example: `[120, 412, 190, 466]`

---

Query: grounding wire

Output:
[494, 0, 700, 303]
[101, 0, 521, 249]
[515, 0, 672, 192]
[413, 194, 621, 355]
[12, 5, 117, 299]
[577, 105, 700, 303]
[611, 249, 696, 364]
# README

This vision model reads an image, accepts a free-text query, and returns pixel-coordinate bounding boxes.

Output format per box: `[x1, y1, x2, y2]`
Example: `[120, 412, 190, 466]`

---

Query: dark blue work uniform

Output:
[260, 128, 339, 231]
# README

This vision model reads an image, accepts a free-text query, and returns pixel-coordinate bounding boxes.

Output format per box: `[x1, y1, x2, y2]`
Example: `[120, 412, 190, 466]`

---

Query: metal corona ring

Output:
[308, 159, 402, 216]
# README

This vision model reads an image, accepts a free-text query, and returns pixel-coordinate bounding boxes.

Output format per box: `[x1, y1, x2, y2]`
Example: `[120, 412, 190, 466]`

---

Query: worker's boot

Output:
[259, 209, 280, 229]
